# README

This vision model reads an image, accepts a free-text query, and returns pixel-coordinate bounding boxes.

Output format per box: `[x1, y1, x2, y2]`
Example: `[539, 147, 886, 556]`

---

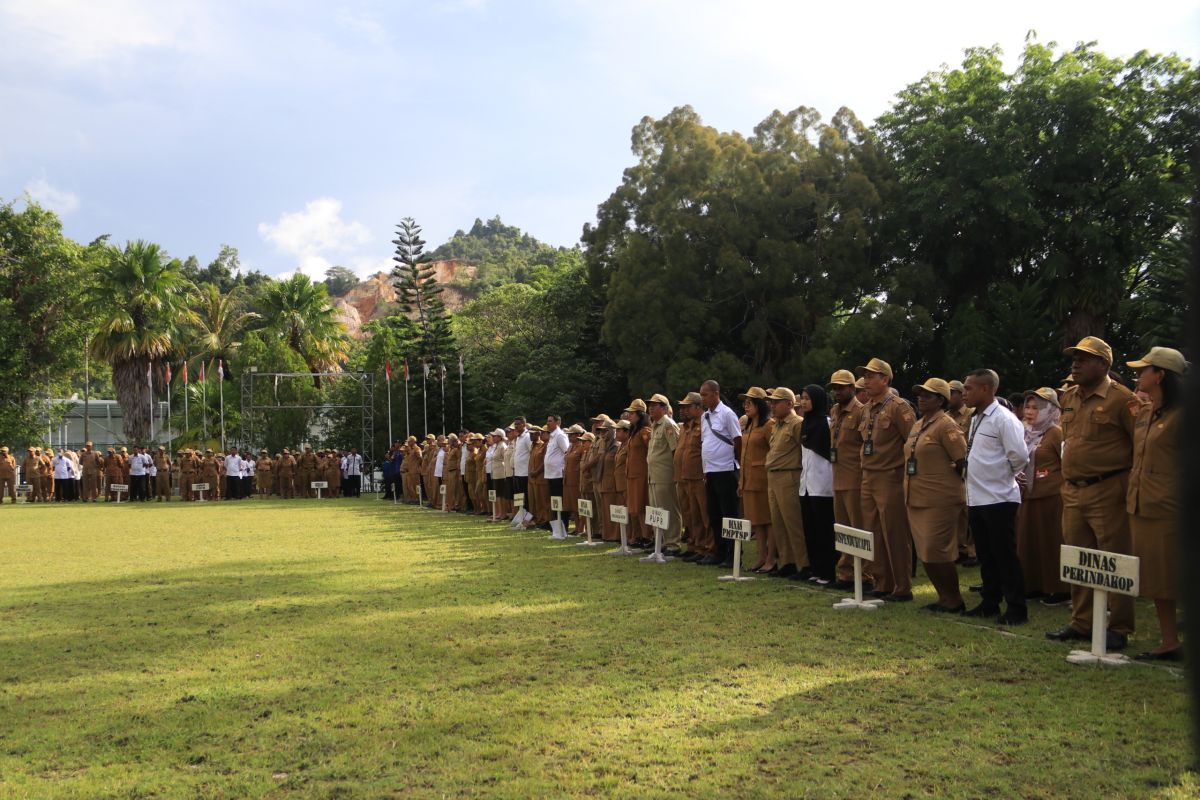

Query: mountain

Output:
[332, 259, 477, 340]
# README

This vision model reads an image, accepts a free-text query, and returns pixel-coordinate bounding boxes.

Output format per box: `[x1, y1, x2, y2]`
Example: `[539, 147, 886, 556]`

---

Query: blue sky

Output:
[3, 0, 1198, 279]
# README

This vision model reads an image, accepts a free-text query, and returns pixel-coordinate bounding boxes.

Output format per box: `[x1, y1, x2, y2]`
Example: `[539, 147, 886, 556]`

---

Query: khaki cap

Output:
[0, 447, 7, 454]
[566, 424, 585, 434]
[738, 386, 768, 400]
[260, 448, 268, 453]
[283, 448, 290, 453]
[646, 393, 671, 407]
[855, 358, 893, 380]
[1127, 346, 1188, 375]
[425, 434, 436, 440]
[767, 386, 796, 404]
[1064, 336, 1113, 365]
[912, 378, 952, 402]
[678, 391, 702, 406]
[948, 380, 965, 393]
[447, 433, 459, 441]
[580, 432, 596, 442]
[624, 399, 647, 413]
[590, 413, 613, 424]
[407, 436, 417, 443]
[826, 369, 856, 389]
[854, 377, 866, 390]
[614, 419, 632, 430]
[1023, 387, 1061, 408]
[491, 428, 506, 437]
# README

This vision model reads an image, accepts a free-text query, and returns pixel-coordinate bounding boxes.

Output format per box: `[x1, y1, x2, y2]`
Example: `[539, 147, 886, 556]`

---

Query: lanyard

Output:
[863, 395, 893, 443]
[909, 415, 937, 453]
[967, 410, 986, 455]
[832, 402, 854, 444]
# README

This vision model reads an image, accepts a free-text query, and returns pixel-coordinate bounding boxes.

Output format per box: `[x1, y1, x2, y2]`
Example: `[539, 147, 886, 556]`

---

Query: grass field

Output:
[0, 497, 1194, 798]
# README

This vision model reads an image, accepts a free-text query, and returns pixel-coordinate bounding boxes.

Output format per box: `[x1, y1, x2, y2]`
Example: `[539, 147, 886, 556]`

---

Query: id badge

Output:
[830, 447, 838, 464]
[863, 440, 874, 457]
[906, 457, 917, 476]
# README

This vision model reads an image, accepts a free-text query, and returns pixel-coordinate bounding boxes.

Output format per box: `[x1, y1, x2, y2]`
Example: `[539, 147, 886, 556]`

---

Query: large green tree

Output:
[258, 273, 350, 388]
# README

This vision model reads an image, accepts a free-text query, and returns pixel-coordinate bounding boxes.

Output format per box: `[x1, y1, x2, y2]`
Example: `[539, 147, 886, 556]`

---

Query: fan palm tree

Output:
[188, 282, 260, 380]
[259, 273, 350, 387]
[89, 240, 196, 440]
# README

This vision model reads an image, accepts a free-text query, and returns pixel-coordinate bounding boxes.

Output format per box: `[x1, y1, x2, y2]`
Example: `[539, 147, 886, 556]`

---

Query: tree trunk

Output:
[1062, 308, 1106, 350]
[114, 357, 151, 442]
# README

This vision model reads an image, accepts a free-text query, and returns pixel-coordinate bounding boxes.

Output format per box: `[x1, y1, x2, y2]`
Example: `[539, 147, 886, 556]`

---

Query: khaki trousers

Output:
[683, 480, 712, 554]
[0, 475, 15, 502]
[156, 472, 171, 499]
[1063, 477, 1135, 636]
[860, 469, 912, 595]
[767, 470, 807, 567]
[647, 481, 681, 546]
[834, 486, 863, 581]
[82, 470, 100, 500]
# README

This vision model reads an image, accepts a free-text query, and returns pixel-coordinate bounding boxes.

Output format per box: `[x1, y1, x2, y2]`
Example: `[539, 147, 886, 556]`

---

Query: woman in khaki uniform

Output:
[528, 428, 549, 528]
[624, 403, 652, 547]
[1015, 388, 1068, 603]
[564, 429, 585, 533]
[737, 388, 777, 573]
[599, 423, 621, 541]
[1127, 347, 1185, 661]
[904, 379, 968, 612]
[613, 423, 630, 537]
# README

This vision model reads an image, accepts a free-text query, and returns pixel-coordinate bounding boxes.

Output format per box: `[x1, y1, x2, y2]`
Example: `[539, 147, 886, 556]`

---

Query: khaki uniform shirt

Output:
[1024, 427, 1063, 500]
[739, 419, 774, 492]
[1127, 404, 1178, 518]
[1060, 378, 1138, 486]
[903, 410, 966, 507]
[830, 398, 866, 490]
[646, 415, 679, 485]
[765, 412, 803, 471]
[858, 394, 915, 472]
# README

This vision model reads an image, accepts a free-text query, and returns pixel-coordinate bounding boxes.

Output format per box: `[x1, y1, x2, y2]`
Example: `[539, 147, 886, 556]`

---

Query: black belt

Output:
[1068, 469, 1128, 489]
[768, 467, 802, 472]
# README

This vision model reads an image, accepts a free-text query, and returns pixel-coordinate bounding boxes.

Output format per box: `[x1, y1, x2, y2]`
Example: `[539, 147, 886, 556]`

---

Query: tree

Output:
[323, 266, 359, 297]
[258, 273, 351, 388]
[392, 217, 454, 361]
[89, 240, 196, 441]
[188, 283, 259, 381]
[430, 215, 563, 289]
[0, 200, 96, 445]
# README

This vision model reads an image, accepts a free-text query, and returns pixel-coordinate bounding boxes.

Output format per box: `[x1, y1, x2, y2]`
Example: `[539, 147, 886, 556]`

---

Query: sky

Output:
[2, 0, 1198, 280]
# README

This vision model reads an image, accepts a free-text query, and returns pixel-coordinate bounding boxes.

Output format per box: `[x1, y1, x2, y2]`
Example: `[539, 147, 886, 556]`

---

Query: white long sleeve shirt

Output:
[224, 454, 243, 478]
[484, 444, 495, 475]
[343, 453, 363, 476]
[434, 449, 445, 479]
[799, 421, 835, 498]
[701, 402, 742, 473]
[965, 400, 1028, 506]
[128, 454, 147, 476]
[512, 431, 531, 477]
[544, 427, 569, 480]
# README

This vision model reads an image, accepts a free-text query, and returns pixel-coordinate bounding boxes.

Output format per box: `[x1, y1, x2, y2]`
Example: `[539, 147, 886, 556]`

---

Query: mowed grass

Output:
[0, 498, 1194, 799]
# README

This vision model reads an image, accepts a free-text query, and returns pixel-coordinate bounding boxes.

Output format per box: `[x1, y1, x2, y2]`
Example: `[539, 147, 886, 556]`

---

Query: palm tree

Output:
[90, 240, 195, 440]
[259, 273, 350, 387]
[188, 283, 259, 380]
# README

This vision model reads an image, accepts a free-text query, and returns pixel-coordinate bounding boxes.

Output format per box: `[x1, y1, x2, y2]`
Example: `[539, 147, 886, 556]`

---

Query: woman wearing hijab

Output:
[904, 379, 968, 611]
[737, 388, 776, 573]
[797, 385, 836, 584]
[1127, 347, 1186, 661]
[1015, 388, 1068, 604]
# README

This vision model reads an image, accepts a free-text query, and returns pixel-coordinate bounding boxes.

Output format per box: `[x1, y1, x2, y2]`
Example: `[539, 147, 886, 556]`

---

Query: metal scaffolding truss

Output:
[239, 370, 374, 466]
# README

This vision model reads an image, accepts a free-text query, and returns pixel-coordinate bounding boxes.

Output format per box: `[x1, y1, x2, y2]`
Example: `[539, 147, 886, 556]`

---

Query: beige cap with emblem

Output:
[855, 358, 893, 380]
[912, 378, 952, 402]
[1064, 336, 1114, 365]
[1126, 346, 1188, 375]
[826, 369, 856, 389]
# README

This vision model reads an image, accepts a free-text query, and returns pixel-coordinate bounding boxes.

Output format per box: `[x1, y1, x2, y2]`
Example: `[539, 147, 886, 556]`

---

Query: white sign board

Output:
[576, 498, 593, 518]
[191, 482, 210, 491]
[550, 495, 563, 512]
[609, 504, 628, 524]
[439, 484, 446, 496]
[311, 481, 329, 489]
[16, 484, 31, 495]
[834, 523, 874, 561]
[644, 506, 669, 530]
[722, 517, 753, 540]
[109, 483, 129, 492]
[1060, 545, 1139, 597]
[513, 492, 525, 509]
[487, 489, 497, 502]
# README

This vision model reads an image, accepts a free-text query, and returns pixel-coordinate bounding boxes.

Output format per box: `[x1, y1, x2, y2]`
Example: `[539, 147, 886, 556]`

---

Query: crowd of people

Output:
[0, 444, 365, 502]
[1, 336, 1185, 662]
[378, 337, 1185, 664]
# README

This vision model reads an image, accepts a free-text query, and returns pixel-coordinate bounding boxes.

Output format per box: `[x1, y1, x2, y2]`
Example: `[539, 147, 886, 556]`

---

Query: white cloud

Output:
[258, 197, 372, 278]
[24, 178, 79, 215]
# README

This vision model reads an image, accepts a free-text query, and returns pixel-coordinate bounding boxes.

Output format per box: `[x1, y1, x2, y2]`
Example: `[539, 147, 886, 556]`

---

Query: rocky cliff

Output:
[333, 259, 477, 339]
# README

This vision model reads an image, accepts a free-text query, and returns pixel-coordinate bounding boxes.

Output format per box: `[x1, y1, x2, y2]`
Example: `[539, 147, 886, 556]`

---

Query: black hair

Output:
[1159, 368, 1183, 411]
[546, 413, 561, 423]
[744, 397, 771, 429]
[629, 410, 650, 435]
[800, 385, 832, 460]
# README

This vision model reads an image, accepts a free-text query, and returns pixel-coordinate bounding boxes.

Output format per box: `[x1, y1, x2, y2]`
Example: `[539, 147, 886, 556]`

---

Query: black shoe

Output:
[964, 603, 1001, 618]
[959, 557, 979, 568]
[832, 579, 855, 591]
[968, 584, 983, 593]
[1134, 648, 1183, 662]
[1040, 592, 1071, 607]
[719, 559, 734, 569]
[1106, 631, 1128, 651]
[1046, 625, 1089, 642]
[662, 545, 682, 557]
[869, 589, 891, 599]
[681, 552, 702, 562]
[1024, 591, 1046, 601]
[924, 602, 966, 614]
[861, 582, 875, 595]
[761, 567, 780, 576]
[996, 610, 1028, 625]
[795, 567, 815, 582]
[697, 555, 723, 566]
[887, 592, 913, 602]
[775, 564, 797, 578]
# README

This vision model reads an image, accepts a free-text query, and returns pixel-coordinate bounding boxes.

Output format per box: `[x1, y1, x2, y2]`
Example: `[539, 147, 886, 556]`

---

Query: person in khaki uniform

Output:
[563, 426, 585, 534]
[763, 387, 806, 576]
[597, 422, 621, 541]
[401, 438, 420, 503]
[294, 446, 315, 498]
[78, 442, 102, 501]
[584, 415, 611, 536]
[645, 394, 682, 552]
[674, 393, 712, 561]
[737, 388, 777, 571]
[1015, 388, 1067, 602]
[827, 370, 868, 588]
[256, 450, 274, 497]
[0, 447, 17, 503]
[199, 450, 221, 499]
[904, 379, 968, 612]
[1046, 336, 1140, 650]
[276, 449, 296, 498]
[611, 425, 629, 535]
[856, 357, 917, 600]
[526, 428, 548, 528]
[1126, 347, 1186, 661]
[177, 449, 197, 500]
[623, 399, 653, 547]
[103, 448, 124, 502]
[420, 436, 438, 507]
[153, 446, 172, 500]
[22, 448, 40, 502]
[947, 379, 977, 564]
[574, 431, 595, 528]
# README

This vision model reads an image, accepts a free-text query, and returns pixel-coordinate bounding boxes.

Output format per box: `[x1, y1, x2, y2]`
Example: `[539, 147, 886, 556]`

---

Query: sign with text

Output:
[833, 523, 874, 561]
[192, 483, 210, 491]
[439, 484, 446, 495]
[609, 504, 628, 524]
[722, 517, 753, 541]
[513, 492, 525, 509]
[576, 498, 593, 518]
[1060, 545, 1139, 597]
[17, 484, 31, 495]
[644, 506, 669, 530]
[550, 496, 563, 512]
[487, 489, 497, 502]
[311, 481, 329, 489]
[109, 483, 129, 493]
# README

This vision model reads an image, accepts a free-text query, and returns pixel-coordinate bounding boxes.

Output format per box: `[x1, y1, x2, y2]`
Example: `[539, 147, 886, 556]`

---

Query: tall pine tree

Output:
[391, 217, 454, 361]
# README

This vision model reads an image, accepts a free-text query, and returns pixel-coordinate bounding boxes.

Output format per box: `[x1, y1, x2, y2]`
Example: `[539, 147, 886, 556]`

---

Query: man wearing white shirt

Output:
[543, 415, 570, 536]
[509, 418, 532, 525]
[698, 379, 743, 566]
[343, 447, 363, 497]
[962, 368, 1030, 625]
[224, 448, 243, 500]
[127, 446, 147, 501]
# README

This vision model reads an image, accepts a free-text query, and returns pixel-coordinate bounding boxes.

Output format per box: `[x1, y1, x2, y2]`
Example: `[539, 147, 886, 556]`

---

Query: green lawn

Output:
[0, 498, 1194, 798]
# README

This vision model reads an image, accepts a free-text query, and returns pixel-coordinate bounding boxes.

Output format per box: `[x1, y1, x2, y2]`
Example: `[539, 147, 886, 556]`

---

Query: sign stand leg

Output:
[719, 539, 755, 582]
[1067, 589, 1131, 665]
[490, 500, 496, 521]
[640, 527, 673, 564]
[417, 485, 423, 508]
[833, 556, 883, 610]
[608, 522, 641, 556]
[577, 516, 601, 547]
[115, 490, 123, 504]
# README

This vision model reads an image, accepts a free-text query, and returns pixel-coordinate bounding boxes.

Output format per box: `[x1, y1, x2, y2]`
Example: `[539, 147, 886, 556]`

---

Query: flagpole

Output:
[386, 364, 393, 446]
[218, 359, 226, 451]
[458, 354, 464, 430]
[148, 360, 155, 443]
[440, 364, 446, 436]
[167, 375, 172, 455]
[202, 365, 208, 444]
[404, 360, 411, 440]
[422, 361, 428, 437]
[183, 363, 189, 446]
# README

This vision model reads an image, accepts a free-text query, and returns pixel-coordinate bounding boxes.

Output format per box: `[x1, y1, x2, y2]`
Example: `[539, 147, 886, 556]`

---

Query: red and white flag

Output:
[458, 354, 464, 377]
[199, 361, 205, 382]
[385, 360, 392, 381]
[403, 359, 409, 381]
[422, 359, 429, 379]
[165, 362, 172, 383]
[182, 361, 188, 385]
[218, 358, 224, 380]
